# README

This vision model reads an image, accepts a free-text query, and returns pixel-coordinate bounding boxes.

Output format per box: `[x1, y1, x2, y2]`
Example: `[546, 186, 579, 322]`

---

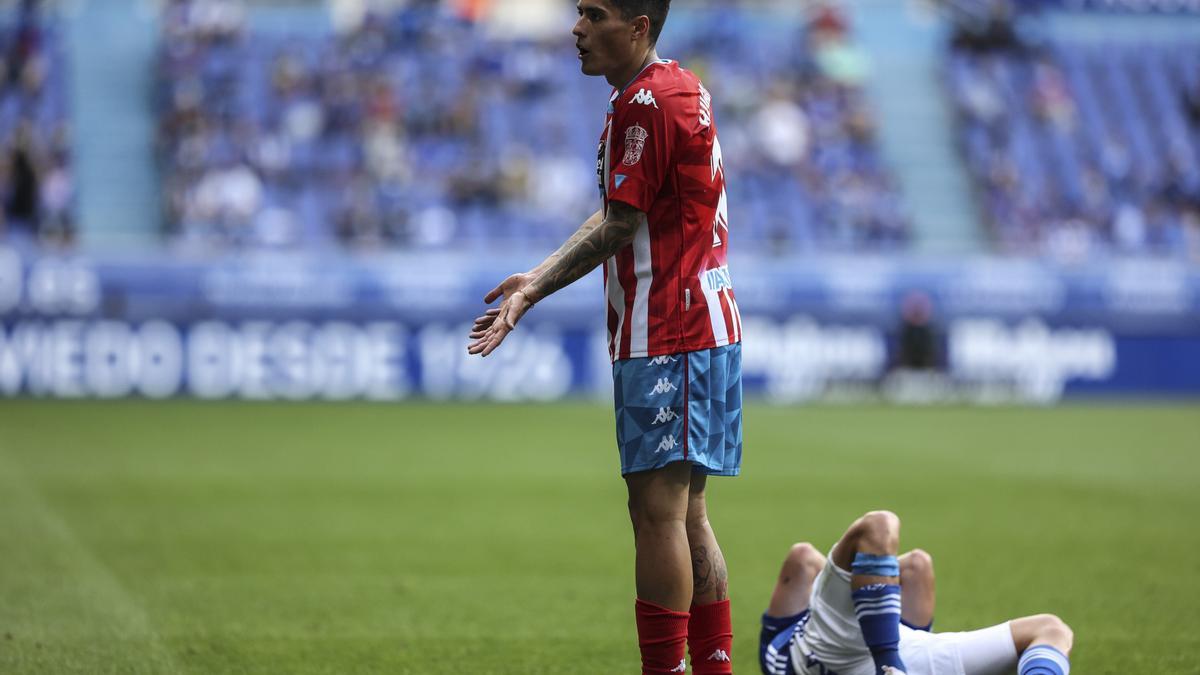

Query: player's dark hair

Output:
[608, 0, 670, 45]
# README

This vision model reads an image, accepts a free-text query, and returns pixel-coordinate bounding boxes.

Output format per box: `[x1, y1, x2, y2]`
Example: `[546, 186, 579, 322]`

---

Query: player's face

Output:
[573, 0, 638, 78]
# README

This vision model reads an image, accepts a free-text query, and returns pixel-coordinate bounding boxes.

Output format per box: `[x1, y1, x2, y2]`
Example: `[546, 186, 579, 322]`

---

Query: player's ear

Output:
[630, 14, 650, 43]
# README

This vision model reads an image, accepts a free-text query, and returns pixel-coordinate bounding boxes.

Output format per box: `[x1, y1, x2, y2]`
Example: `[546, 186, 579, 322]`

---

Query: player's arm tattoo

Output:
[523, 202, 643, 303]
[534, 209, 605, 275]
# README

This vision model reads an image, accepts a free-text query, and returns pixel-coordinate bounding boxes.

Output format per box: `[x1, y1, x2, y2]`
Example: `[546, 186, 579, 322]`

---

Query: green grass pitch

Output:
[1, 400, 1198, 674]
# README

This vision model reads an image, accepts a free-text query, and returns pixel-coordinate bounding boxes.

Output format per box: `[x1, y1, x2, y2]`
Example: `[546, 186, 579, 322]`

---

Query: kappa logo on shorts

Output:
[647, 355, 678, 366]
[656, 435, 678, 454]
[623, 124, 648, 166]
[651, 407, 678, 425]
[648, 377, 678, 396]
[669, 659, 687, 673]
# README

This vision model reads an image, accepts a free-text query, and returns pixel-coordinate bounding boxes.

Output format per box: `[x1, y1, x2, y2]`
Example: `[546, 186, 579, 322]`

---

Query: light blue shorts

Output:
[612, 344, 743, 477]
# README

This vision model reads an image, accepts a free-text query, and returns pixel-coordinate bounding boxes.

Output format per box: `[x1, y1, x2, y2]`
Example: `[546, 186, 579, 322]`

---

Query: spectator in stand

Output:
[1185, 80, 1200, 128]
[895, 291, 940, 371]
[4, 123, 38, 235]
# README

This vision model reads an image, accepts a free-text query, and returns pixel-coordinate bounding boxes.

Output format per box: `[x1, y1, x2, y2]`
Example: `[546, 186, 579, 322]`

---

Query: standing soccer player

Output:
[468, 1, 742, 673]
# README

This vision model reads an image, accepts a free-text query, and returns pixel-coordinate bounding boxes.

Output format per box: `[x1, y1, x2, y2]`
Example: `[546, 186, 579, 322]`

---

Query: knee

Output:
[1018, 613, 1074, 653]
[781, 542, 823, 581]
[901, 549, 934, 580]
[1035, 614, 1074, 650]
[628, 495, 685, 530]
[788, 542, 824, 571]
[855, 510, 901, 551]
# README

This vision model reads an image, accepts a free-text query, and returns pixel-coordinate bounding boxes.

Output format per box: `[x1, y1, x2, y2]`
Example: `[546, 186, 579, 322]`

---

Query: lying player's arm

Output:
[522, 201, 643, 303]
[467, 202, 644, 357]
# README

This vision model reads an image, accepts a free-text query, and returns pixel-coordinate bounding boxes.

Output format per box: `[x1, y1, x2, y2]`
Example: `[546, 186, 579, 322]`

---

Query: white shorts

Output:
[789, 549, 1018, 675]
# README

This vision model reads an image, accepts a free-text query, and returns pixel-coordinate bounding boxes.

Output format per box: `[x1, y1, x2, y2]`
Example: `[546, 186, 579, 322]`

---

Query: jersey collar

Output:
[617, 58, 672, 97]
[610, 59, 672, 112]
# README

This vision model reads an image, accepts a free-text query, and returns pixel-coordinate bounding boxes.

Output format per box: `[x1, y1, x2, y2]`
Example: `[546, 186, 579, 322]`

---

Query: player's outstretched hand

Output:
[467, 273, 537, 357]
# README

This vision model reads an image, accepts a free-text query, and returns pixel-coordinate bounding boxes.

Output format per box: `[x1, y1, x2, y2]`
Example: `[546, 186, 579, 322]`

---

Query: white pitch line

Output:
[0, 449, 187, 674]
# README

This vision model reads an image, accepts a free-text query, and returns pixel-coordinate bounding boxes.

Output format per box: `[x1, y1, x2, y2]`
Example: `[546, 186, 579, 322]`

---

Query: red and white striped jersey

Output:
[598, 59, 741, 361]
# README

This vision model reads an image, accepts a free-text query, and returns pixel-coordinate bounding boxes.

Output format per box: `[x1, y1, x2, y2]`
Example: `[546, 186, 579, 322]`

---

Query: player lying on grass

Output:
[760, 510, 1073, 675]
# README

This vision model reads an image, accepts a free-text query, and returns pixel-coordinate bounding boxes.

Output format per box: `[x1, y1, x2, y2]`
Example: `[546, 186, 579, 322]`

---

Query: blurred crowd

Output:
[0, 0, 74, 249]
[946, 0, 1200, 259]
[156, 0, 909, 253]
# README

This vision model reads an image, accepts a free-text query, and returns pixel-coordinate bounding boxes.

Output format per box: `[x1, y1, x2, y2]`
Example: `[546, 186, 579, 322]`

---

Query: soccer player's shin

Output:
[1019, 645, 1071, 675]
[636, 599, 690, 675]
[851, 553, 907, 675]
[687, 599, 732, 674]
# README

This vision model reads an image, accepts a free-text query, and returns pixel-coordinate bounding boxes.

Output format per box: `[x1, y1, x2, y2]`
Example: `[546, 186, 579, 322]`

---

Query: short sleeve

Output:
[608, 87, 676, 213]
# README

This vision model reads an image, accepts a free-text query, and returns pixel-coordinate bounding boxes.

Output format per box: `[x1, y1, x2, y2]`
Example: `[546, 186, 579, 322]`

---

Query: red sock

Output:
[635, 599, 690, 674]
[688, 599, 733, 674]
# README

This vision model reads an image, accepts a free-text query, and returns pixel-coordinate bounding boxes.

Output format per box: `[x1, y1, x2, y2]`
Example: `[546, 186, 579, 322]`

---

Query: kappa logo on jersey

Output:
[623, 124, 648, 166]
[647, 355, 678, 366]
[651, 407, 678, 425]
[631, 87, 659, 108]
[656, 435, 678, 454]
[648, 377, 678, 396]
[707, 649, 732, 662]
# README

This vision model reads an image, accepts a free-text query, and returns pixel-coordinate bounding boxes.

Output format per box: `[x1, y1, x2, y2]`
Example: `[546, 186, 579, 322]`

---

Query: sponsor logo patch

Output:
[623, 124, 648, 166]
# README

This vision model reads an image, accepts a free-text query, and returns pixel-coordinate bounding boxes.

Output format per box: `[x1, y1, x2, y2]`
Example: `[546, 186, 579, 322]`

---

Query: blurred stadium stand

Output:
[154, 0, 909, 253]
[0, 0, 1198, 402]
[5, 0, 1198, 260]
[946, 2, 1200, 259]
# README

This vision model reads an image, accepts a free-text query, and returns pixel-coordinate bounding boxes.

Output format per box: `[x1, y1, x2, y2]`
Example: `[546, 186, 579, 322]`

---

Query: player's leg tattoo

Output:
[689, 544, 728, 601]
[685, 473, 729, 604]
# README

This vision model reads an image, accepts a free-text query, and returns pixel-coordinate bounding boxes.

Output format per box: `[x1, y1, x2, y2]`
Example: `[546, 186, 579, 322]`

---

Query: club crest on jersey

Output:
[631, 88, 659, 108]
[623, 124, 648, 166]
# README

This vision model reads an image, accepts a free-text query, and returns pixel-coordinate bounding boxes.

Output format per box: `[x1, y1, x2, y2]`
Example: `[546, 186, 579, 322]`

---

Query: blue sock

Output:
[851, 582, 906, 675]
[1019, 645, 1070, 675]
